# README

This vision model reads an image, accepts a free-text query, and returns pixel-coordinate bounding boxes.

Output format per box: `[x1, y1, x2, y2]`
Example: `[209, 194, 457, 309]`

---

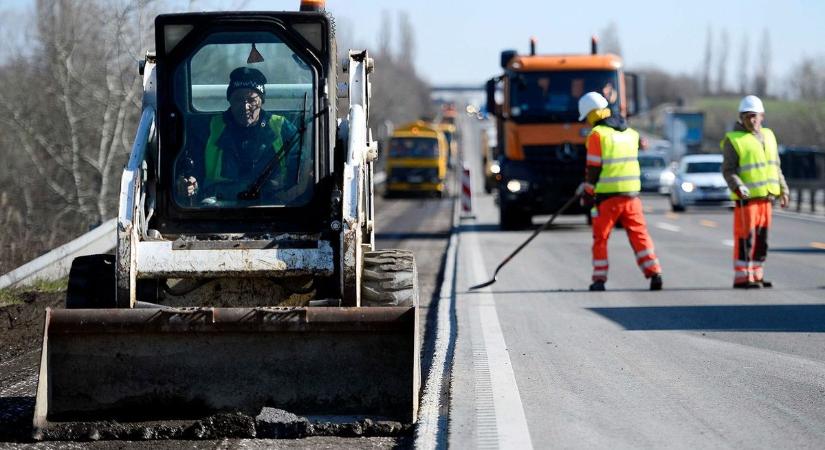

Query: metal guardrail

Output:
[0, 219, 117, 290]
[1, 173, 388, 290]
[781, 147, 825, 214]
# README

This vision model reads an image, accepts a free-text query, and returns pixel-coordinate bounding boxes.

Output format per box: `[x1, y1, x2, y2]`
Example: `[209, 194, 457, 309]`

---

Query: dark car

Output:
[638, 152, 668, 192]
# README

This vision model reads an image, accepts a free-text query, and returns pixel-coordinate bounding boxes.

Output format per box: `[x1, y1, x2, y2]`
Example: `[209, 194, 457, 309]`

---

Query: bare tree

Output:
[737, 34, 749, 94]
[397, 11, 415, 70]
[637, 66, 702, 107]
[333, 10, 430, 161]
[599, 22, 622, 56]
[377, 10, 393, 61]
[0, 0, 155, 271]
[702, 26, 713, 95]
[716, 29, 729, 94]
[754, 29, 771, 96]
[790, 57, 825, 100]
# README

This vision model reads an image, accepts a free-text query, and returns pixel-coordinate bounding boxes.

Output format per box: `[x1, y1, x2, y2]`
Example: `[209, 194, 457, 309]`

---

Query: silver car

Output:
[669, 154, 733, 211]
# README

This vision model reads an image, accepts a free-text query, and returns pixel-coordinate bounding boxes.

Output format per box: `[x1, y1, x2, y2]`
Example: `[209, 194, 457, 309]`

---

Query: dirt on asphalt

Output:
[0, 192, 454, 449]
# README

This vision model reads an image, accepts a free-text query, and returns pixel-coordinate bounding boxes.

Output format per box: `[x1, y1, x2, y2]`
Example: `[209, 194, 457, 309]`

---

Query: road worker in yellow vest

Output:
[721, 95, 790, 289]
[577, 92, 663, 291]
[176, 66, 302, 204]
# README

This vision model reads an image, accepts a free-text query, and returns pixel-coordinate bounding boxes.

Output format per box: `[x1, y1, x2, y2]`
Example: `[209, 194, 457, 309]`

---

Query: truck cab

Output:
[487, 39, 645, 229]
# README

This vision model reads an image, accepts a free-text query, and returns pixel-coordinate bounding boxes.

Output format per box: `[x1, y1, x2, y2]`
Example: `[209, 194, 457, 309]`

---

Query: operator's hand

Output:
[177, 176, 198, 197]
[780, 192, 790, 208]
[736, 185, 750, 200]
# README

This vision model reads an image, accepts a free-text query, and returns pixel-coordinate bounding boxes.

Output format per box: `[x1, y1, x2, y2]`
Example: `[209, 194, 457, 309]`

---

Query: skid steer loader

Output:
[33, 1, 420, 437]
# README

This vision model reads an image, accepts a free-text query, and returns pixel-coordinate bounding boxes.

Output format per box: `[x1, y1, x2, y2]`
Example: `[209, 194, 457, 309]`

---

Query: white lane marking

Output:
[722, 239, 735, 247]
[415, 156, 461, 449]
[655, 222, 681, 232]
[465, 231, 533, 450]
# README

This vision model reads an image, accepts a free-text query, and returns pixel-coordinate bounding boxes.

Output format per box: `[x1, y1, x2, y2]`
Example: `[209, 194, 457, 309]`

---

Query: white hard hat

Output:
[578, 92, 609, 121]
[738, 95, 764, 114]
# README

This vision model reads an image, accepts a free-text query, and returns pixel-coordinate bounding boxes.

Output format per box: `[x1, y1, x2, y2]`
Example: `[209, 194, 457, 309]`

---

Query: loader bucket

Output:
[33, 306, 419, 435]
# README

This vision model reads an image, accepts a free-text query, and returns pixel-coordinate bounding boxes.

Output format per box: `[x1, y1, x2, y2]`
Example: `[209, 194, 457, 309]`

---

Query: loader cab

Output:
[152, 12, 337, 235]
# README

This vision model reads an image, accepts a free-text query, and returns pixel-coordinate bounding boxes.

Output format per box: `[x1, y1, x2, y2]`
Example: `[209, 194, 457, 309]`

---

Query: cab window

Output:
[171, 30, 315, 209]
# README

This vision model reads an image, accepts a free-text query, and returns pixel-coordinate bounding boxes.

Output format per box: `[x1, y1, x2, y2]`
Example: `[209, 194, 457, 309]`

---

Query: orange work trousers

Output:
[591, 196, 661, 282]
[733, 199, 772, 284]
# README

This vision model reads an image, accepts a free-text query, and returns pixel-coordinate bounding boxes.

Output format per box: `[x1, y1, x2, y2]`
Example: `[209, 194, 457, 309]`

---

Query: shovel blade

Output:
[33, 306, 420, 435]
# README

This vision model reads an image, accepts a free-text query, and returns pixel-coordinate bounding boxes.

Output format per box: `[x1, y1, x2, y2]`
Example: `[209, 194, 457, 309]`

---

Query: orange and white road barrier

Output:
[461, 166, 475, 218]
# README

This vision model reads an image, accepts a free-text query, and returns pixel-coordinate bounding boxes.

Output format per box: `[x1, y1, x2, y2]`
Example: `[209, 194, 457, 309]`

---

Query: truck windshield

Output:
[509, 70, 620, 123]
[389, 138, 440, 158]
[171, 30, 316, 209]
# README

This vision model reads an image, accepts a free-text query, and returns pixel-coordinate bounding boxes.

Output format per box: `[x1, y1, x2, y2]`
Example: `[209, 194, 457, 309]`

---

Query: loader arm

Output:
[340, 50, 377, 306]
[32, 10, 420, 440]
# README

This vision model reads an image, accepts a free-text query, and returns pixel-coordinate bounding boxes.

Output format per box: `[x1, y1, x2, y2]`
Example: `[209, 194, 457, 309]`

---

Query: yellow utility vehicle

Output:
[385, 121, 449, 197]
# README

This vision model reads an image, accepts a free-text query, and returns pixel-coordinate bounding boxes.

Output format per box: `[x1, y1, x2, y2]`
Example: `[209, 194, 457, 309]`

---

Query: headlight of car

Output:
[490, 162, 501, 174]
[506, 179, 528, 193]
[681, 181, 695, 193]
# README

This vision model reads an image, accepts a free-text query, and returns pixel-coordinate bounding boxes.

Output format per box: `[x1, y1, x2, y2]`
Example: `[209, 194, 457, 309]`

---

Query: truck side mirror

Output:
[486, 78, 498, 118]
[625, 72, 648, 117]
[500, 50, 517, 69]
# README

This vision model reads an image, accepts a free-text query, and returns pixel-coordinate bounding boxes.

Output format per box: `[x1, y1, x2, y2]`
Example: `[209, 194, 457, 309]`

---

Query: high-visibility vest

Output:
[721, 128, 780, 200]
[204, 114, 286, 183]
[592, 125, 641, 194]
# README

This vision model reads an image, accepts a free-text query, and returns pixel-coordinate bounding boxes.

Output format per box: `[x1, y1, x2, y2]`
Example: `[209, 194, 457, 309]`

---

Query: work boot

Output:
[757, 280, 773, 288]
[733, 281, 761, 289]
[649, 273, 663, 291]
[589, 280, 606, 291]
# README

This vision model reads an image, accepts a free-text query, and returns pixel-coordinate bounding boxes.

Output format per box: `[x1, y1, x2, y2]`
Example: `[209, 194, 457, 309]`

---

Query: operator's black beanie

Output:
[226, 67, 267, 101]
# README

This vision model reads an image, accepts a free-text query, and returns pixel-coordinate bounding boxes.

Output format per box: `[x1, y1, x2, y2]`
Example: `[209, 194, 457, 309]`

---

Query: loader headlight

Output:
[506, 179, 527, 193]
[490, 162, 501, 174]
[681, 181, 695, 193]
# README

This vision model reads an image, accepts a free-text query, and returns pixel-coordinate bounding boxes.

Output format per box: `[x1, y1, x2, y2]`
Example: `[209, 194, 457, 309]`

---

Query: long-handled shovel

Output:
[469, 193, 582, 290]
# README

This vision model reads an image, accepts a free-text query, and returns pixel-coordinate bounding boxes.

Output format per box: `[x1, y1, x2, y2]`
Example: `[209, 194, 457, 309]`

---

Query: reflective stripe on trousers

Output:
[591, 196, 661, 282]
[733, 199, 771, 283]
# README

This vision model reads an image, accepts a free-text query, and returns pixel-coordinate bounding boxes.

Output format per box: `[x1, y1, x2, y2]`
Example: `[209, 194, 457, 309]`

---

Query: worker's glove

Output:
[736, 185, 750, 200]
[576, 182, 595, 196]
[780, 193, 789, 208]
[577, 182, 595, 207]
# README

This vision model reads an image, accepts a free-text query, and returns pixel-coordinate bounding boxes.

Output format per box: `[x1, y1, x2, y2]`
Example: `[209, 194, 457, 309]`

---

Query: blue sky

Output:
[4, 0, 824, 91]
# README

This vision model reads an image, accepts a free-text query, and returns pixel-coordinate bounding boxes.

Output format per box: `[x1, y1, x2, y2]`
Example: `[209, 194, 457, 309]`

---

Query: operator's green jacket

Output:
[204, 109, 300, 188]
[720, 121, 788, 200]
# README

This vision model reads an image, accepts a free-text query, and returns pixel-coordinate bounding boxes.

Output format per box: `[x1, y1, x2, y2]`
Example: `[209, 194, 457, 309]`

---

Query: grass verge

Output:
[0, 278, 67, 307]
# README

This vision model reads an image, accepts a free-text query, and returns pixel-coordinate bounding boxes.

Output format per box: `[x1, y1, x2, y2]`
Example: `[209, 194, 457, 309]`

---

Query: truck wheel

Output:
[670, 197, 685, 212]
[362, 249, 419, 307]
[499, 204, 530, 230]
[66, 254, 117, 309]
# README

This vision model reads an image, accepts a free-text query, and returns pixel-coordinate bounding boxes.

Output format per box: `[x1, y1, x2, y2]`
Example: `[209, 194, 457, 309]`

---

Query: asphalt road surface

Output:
[0, 185, 454, 449]
[448, 111, 825, 448]
[3, 110, 823, 449]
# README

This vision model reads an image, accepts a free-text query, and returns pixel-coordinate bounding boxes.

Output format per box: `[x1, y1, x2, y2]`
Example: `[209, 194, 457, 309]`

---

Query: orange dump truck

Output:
[486, 38, 646, 229]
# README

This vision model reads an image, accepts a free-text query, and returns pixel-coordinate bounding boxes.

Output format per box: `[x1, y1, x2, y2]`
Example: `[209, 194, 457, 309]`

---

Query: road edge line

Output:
[414, 180, 460, 450]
